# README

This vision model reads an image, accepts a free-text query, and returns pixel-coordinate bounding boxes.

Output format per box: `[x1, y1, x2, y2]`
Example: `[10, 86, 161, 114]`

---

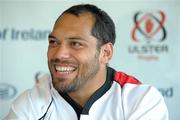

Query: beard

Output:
[49, 51, 100, 93]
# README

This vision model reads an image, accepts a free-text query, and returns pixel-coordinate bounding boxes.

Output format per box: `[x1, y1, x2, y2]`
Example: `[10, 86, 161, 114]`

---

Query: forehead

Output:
[50, 13, 97, 45]
[53, 13, 95, 33]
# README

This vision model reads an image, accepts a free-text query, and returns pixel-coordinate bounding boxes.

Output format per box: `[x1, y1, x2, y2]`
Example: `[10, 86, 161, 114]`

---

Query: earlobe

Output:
[100, 43, 113, 64]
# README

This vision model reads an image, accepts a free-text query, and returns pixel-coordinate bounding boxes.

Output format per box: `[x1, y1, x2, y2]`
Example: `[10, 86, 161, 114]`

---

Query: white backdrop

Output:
[0, 0, 179, 119]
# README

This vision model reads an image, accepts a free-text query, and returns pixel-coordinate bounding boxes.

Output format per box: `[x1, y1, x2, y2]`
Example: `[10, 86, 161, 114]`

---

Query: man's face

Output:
[47, 13, 101, 93]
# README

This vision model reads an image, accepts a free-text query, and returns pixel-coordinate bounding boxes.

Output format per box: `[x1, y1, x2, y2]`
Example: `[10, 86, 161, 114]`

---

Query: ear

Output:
[99, 42, 113, 64]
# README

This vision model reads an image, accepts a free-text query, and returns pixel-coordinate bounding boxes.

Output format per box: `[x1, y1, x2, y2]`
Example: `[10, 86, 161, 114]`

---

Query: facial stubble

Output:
[50, 51, 100, 93]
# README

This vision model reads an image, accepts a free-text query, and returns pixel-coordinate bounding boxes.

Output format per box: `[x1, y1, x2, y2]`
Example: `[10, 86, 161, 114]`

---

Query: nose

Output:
[53, 44, 70, 59]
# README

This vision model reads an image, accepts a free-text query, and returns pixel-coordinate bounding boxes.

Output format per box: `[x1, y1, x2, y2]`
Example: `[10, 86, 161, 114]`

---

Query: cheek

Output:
[78, 52, 99, 71]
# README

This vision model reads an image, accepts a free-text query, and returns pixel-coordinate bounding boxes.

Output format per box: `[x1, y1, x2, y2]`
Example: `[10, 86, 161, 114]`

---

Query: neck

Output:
[68, 67, 107, 107]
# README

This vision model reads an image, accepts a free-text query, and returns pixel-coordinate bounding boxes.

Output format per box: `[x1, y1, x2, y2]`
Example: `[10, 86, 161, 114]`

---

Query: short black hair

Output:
[56, 4, 116, 47]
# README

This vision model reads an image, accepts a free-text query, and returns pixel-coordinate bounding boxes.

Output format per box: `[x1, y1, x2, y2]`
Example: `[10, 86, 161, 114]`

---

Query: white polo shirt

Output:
[4, 67, 169, 120]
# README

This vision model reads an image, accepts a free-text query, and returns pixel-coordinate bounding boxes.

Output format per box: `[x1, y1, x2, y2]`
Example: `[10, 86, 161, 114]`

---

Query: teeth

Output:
[55, 66, 75, 72]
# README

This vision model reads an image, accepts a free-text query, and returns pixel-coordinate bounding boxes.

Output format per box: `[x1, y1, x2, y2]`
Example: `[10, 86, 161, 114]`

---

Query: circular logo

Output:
[0, 83, 17, 100]
[131, 10, 166, 42]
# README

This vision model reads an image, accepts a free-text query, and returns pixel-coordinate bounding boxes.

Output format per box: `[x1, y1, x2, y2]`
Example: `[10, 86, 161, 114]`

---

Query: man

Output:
[5, 4, 168, 120]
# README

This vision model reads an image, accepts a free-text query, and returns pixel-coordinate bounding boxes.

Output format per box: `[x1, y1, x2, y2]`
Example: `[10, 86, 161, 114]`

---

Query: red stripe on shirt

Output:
[114, 71, 141, 87]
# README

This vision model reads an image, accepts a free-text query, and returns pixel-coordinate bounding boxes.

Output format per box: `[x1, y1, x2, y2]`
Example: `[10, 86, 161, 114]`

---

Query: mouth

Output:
[54, 65, 77, 76]
[56, 65, 76, 72]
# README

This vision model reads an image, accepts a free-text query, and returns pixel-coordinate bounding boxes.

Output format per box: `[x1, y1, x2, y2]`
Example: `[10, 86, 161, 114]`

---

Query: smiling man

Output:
[5, 4, 168, 120]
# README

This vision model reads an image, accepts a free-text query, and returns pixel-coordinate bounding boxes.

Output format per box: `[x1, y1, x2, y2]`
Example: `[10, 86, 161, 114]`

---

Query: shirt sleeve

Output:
[3, 90, 35, 120]
[4, 74, 52, 120]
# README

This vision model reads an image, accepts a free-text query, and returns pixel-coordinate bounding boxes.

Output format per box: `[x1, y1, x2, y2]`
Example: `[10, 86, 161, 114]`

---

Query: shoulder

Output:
[112, 69, 163, 105]
[5, 74, 53, 119]
[112, 70, 162, 101]
[5, 89, 32, 119]
[113, 70, 141, 87]
[121, 84, 169, 119]
[112, 69, 168, 119]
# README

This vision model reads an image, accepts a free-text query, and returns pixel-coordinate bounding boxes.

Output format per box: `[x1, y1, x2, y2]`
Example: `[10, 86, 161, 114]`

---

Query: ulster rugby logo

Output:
[131, 11, 167, 42]
[129, 10, 168, 61]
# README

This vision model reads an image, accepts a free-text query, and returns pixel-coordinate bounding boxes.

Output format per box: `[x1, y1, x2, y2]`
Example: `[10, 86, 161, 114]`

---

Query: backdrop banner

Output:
[0, 0, 179, 119]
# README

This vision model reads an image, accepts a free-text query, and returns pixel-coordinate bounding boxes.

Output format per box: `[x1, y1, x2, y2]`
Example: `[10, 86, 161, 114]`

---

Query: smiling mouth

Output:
[55, 65, 76, 74]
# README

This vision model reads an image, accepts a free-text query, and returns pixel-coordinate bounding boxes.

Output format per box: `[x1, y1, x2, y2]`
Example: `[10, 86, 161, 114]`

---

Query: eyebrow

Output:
[68, 37, 85, 41]
[48, 35, 57, 40]
[48, 34, 86, 42]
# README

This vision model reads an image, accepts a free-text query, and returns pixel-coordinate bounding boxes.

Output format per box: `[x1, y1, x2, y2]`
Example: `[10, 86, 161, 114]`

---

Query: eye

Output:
[48, 39, 58, 46]
[49, 39, 56, 44]
[71, 41, 83, 48]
